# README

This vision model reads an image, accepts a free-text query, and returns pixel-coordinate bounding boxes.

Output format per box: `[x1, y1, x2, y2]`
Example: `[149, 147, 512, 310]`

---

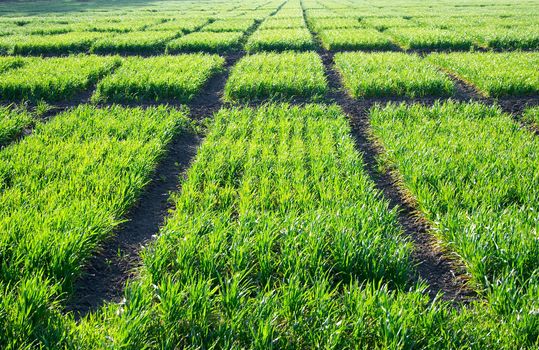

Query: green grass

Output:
[0, 32, 109, 55]
[224, 52, 328, 102]
[308, 17, 361, 31]
[318, 29, 395, 50]
[522, 106, 539, 126]
[387, 27, 474, 50]
[0, 56, 24, 73]
[0, 55, 120, 102]
[468, 26, 539, 50]
[93, 54, 224, 103]
[0, 106, 34, 146]
[166, 31, 244, 53]
[81, 19, 160, 32]
[361, 17, 418, 31]
[427, 52, 539, 97]
[201, 19, 255, 32]
[370, 101, 539, 292]
[245, 28, 315, 52]
[90, 30, 180, 54]
[334, 52, 454, 98]
[259, 17, 306, 29]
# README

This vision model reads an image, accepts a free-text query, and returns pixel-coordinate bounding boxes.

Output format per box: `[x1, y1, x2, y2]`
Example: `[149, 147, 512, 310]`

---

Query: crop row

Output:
[0, 24, 536, 55]
[0, 105, 34, 146]
[0, 54, 224, 103]
[0, 51, 537, 104]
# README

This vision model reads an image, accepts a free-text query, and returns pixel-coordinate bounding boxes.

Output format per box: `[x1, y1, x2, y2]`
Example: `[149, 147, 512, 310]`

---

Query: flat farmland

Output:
[0, 0, 539, 349]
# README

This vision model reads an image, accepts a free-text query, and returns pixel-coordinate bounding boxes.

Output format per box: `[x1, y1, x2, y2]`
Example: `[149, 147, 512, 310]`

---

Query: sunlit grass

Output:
[224, 51, 327, 102]
[334, 52, 454, 98]
[94, 54, 224, 103]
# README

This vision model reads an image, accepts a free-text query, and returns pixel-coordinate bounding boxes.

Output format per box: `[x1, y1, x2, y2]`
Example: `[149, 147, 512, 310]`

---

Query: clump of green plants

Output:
[94, 54, 224, 103]
[0, 55, 121, 102]
[201, 19, 255, 32]
[259, 17, 306, 29]
[90, 30, 180, 54]
[318, 29, 395, 50]
[308, 17, 361, 31]
[334, 52, 455, 98]
[0, 32, 109, 55]
[361, 17, 418, 31]
[224, 51, 328, 102]
[0, 105, 34, 146]
[469, 25, 539, 50]
[386, 27, 474, 50]
[427, 52, 539, 97]
[166, 31, 244, 53]
[245, 28, 315, 51]
[0, 56, 25, 73]
[81, 18, 159, 32]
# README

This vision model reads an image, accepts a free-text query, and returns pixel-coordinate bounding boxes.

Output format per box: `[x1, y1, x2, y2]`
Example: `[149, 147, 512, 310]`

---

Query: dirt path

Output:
[64, 14, 267, 318]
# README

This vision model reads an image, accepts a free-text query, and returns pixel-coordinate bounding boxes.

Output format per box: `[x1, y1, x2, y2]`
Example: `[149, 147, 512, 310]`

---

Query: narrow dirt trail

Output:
[300, 0, 476, 303]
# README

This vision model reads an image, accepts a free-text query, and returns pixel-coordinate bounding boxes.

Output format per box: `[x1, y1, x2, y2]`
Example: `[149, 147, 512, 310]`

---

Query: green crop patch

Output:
[522, 106, 539, 126]
[90, 30, 180, 54]
[0, 106, 33, 146]
[427, 52, 539, 97]
[469, 26, 539, 50]
[94, 54, 224, 103]
[361, 17, 418, 31]
[224, 52, 327, 102]
[0, 56, 24, 73]
[166, 31, 243, 53]
[201, 19, 255, 32]
[308, 17, 361, 31]
[387, 27, 474, 50]
[334, 52, 454, 98]
[0, 55, 120, 102]
[370, 102, 539, 309]
[81, 19, 160, 33]
[0, 32, 108, 55]
[245, 28, 315, 52]
[318, 28, 395, 50]
[259, 17, 306, 29]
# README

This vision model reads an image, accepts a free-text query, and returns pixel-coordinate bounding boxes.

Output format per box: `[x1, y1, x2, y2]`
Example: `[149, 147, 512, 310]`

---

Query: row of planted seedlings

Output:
[302, 9, 539, 51]
[0, 54, 225, 104]
[0, 11, 271, 55]
[0, 51, 537, 108]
